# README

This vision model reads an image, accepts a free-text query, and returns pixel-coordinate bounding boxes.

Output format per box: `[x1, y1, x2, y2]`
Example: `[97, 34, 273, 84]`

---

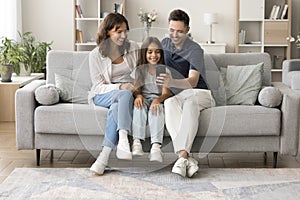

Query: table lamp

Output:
[203, 13, 218, 44]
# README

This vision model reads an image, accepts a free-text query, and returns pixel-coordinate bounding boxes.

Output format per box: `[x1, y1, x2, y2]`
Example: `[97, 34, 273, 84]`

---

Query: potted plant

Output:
[17, 32, 52, 76]
[0, 37, 26, 82]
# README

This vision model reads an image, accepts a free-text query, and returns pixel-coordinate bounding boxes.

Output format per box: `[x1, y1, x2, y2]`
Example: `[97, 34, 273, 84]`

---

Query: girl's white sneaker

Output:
[132, 141, 144, 156]
[149, 145, 163, 162]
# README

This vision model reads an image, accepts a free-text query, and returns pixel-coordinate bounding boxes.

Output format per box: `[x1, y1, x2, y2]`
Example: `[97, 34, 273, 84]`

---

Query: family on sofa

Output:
[89, 9, 214, 178]
[15, 9, 300, 179]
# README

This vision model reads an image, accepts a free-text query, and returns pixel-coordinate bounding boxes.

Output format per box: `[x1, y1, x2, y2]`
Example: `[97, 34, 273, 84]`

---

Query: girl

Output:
[89, 13, 139, 175]
[132, 37, 173, 162]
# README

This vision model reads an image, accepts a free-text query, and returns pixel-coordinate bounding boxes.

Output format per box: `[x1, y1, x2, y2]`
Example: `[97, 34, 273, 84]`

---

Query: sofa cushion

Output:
[35, 104, 108, 135]
[221, 62, 264, 105]
[198, 105, 281, 137]
[55, 73, 89, 104]
[258, 87, 282, 107]
[35, 84, 59, 105]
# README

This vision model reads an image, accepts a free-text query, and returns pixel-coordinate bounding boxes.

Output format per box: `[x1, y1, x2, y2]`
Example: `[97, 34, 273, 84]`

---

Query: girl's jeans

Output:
[93, 90, 133, 149]
[132, 97, 164, 144]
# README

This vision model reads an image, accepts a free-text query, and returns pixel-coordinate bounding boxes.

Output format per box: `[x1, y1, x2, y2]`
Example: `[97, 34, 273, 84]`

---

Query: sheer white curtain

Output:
[0, 0, 22, 40]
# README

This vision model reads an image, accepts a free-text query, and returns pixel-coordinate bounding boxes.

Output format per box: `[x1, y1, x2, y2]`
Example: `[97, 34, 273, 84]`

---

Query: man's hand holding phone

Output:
[156, 65, 172, 87]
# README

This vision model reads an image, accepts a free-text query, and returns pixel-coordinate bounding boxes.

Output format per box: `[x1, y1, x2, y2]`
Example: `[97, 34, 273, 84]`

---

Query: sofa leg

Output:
[50, 150, 54, 163]
[264, 152, 267, 165]
[36, 149, 41, 166]
[273, 152, 278, 168]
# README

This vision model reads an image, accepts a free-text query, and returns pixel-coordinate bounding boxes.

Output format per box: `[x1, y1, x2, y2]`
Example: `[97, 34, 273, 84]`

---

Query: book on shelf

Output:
[75, 5, 84, 18]
[239, 29, 246, 44]
[272, 5, 280, 20]
[76, 29, 83, 43]
[269, 4, 288, 20]
[280, 4, 288, 19]
[269, 5, 277, 19]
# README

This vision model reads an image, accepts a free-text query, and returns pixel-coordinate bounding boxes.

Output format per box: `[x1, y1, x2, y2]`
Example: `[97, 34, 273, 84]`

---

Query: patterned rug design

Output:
[0, 167, 300, 200]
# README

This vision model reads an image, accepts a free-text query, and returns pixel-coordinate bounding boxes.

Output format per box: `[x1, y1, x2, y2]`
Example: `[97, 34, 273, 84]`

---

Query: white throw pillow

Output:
[35, 84, 59, 105]
[55, 73, 90, 104]
[258, 86, 282, 107]
[221, 62, 264, 105]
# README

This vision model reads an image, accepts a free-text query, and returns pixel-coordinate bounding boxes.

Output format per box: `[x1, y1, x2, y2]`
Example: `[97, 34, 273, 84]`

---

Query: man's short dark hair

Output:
[168, 9, 190, 27]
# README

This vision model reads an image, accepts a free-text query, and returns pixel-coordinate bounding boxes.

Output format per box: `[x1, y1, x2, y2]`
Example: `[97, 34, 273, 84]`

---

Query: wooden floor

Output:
[1, 122, 300, 184]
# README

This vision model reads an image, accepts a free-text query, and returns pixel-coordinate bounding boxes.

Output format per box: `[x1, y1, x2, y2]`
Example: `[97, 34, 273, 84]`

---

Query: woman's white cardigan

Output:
[88, 41, 139, 105]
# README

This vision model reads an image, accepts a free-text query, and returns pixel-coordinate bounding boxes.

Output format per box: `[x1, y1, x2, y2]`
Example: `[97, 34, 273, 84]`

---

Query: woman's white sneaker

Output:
[90, 160, 106, 175]
[116, 142, 132, 160]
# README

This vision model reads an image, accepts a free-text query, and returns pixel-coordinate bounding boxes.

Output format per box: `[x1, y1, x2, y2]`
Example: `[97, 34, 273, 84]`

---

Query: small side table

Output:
[199, 43, 227, 54]
[0, 73, 44, 122]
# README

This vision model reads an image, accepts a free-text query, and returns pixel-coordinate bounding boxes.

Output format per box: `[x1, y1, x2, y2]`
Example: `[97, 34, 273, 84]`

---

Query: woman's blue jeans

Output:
[93, 90, 133, 149]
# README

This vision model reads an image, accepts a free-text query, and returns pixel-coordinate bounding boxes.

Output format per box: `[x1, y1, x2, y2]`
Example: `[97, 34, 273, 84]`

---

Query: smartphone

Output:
[156, 65, 166, 77]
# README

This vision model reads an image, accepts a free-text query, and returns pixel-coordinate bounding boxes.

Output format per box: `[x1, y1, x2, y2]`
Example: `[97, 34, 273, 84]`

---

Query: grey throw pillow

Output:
[258, 86, 282, 107]
[221, 62, 264, 105]
[55, 73, 90, 104]
[35, 84, 59, 105]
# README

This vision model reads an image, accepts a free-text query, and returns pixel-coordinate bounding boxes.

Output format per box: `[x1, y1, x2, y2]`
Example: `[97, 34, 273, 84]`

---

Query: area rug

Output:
[0, 167, 300, 200]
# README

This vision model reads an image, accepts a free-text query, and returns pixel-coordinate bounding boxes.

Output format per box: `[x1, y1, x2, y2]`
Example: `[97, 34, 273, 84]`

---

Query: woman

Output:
[88, 13, 139, 175]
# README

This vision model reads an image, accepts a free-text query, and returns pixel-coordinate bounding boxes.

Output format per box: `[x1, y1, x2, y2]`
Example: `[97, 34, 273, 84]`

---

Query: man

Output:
[158, 9, 215, 178]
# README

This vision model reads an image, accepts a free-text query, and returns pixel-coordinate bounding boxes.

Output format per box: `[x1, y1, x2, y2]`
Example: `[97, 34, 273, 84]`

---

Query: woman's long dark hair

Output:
[96, 13, 130, 57]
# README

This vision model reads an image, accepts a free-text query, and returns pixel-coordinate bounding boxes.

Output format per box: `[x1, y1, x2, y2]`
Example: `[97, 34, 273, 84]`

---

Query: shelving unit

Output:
[74, 0, 125, 51]
[235, 0, 292, 81]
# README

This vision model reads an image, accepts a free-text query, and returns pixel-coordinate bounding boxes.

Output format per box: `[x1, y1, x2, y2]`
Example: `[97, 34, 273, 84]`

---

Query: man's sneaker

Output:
[171, 157, 188, 177]
[116, 142, 132, 160]
[187, 157, 199, 177]
[90, 160, 106, 175]
[149, 146, 163, 162]
[132, 141, 144, 156]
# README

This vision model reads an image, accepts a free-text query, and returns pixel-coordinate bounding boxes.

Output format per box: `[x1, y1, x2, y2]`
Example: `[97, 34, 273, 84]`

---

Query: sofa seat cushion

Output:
[198, 105, 281, 137]
[35, 103, 107, 136]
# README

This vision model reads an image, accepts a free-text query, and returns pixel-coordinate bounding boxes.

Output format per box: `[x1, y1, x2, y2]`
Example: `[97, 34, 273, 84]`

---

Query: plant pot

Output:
[0, 64, 13, 82]
[19, 63, 31, 76]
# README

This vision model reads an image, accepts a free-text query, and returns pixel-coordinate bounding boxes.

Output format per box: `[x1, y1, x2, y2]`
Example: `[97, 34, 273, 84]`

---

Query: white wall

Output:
[21, 0, 300, 57]
[22, 0, 73, 51]
[103, 0, 236, 52]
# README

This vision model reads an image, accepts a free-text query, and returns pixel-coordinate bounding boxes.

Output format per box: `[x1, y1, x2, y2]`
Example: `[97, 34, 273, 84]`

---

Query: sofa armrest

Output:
[15, 80, 46, 150]
[282, 59, 300, 86]
[272, 82, 300, 156]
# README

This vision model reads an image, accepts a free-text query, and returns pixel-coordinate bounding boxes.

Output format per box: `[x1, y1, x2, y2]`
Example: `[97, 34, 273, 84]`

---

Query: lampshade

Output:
[203, 13, 218, 25]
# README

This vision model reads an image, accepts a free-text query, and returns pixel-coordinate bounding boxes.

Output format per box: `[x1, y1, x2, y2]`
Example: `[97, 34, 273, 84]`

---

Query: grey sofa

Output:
[15, 50, 300, 167]
[282, 59, 300, 95]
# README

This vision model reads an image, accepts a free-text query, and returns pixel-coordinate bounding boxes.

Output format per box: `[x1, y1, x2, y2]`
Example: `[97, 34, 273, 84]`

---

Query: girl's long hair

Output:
[135, 37, 165, 88]
[96, 13, 130, 57]
[138, 37, 165, 66]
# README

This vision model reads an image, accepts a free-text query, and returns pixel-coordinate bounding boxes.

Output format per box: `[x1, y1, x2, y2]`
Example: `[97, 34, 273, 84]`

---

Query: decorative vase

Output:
[0, 64, 13, 82]
[143, 21, 151, 41]
[19, 63, 31, 76]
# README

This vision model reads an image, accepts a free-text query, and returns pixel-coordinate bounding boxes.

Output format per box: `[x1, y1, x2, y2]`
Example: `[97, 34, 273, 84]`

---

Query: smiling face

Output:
[107, 22, 128, 46]
[168, 20, 190, 48]
[146, 42, 161, 65]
